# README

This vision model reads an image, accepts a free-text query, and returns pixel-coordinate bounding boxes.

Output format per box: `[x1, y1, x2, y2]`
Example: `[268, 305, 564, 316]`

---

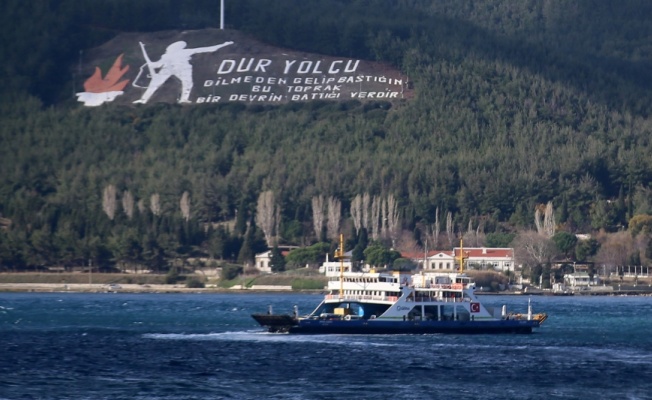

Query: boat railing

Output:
[413, 283, 466, 290]
[324, 294, 399, 302]
[409, 296, 467, 303]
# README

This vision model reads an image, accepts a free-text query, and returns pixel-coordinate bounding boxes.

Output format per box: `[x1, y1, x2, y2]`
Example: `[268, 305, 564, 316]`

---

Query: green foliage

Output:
[470, 271, 508, 291]
[575, 238, 600, 262]
[269, 245, 286, 273]
[363, 242, 401, 268]
[628, 251, 642, 267]
[185, 276, 205, 288]
[237, 222, 256, 266]
[291, 278, 326, 290]
[285, 242, 330, 269]
[552, 232, 578, 258]
[392, 258, 418, 271]
[164, 267, 181, 284]
[221, 264, 243, 281]
[485, 233, 515, 248]
[628, 214, 652, 237]
[3, 0, 652, 271]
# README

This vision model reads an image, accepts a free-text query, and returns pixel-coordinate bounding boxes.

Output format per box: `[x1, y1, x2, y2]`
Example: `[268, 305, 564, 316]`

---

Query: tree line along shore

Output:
[1, 271, 650, 295]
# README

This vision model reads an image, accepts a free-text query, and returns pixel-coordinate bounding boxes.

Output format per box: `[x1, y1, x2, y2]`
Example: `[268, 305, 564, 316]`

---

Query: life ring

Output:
[344, 315, 351, 321]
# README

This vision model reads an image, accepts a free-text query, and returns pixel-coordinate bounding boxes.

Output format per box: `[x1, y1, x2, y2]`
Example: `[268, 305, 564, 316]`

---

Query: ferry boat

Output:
[252, 236, 547, 334]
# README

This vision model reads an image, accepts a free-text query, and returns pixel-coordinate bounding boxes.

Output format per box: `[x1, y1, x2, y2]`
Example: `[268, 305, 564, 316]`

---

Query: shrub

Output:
[164, 267, 181, 284]
[185, 277, 205, 288]
[221, 264, 243, 280]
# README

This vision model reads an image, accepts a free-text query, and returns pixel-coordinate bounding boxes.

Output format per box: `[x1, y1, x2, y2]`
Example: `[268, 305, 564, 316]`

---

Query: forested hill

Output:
[2, 0, 652, 270]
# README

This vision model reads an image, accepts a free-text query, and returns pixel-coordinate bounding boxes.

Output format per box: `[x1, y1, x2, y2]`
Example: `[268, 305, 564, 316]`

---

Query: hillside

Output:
[1, 0, 652, 276]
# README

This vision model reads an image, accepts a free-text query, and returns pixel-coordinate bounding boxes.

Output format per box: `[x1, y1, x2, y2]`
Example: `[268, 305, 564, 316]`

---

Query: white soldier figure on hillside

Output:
[134, 40, 233, 104]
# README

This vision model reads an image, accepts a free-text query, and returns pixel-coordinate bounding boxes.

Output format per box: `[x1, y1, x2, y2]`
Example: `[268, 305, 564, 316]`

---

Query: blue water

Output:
[1, 293, 651, 400]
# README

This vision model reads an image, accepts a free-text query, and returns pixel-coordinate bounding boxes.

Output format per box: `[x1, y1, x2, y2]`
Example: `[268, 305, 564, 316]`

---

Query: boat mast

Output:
[335, 233, 344, 300]
[458, 237, 465, 273]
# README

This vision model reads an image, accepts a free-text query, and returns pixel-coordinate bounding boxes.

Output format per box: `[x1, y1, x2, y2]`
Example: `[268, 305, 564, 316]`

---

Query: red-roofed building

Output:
[454, 247, 514, 272]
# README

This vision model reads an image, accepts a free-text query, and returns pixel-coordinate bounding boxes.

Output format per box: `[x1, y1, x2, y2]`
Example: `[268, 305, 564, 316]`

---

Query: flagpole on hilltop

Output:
[220, 0, 225, 30]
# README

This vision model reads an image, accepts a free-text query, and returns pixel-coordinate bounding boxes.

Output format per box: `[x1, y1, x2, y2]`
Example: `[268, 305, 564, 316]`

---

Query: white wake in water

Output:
[142, 330, 395, 347]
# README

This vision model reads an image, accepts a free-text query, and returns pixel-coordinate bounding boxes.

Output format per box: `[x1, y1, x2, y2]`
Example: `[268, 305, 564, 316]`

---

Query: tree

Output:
[207, 226, 227, 259]
[628, 251, 641, 267]
[234, 198, 248, 236]
[590, 200, 618, 231]
[285, 242, 330, 269]
[269, 245, 286, 273]
[256, 190, 278, 247]
[646, 239, 652, 264]
[371, 196, 381, 240]
[122, 190, 134, 220]
[326, 196, 341, 241]
[237, 223, 255, 267]
[445, 211, 454, 248]
[575, 238, 600, 262]
[485, 232, 515, 248]
[534, 202, 555, 237]
[350, 194, 363, 236]
[180, 191, 191, 222]
[311, 195, 325, 241]
[150, 193, 161, 216]
[552, 231, 578, 258]
[386, 194, 400, 246]
[363, 242, 400, 269]
[102, 184, 117, 220]
[512, 230, 555, 269]
[595, 231, 633, 271]
[628, 214, 652, 237]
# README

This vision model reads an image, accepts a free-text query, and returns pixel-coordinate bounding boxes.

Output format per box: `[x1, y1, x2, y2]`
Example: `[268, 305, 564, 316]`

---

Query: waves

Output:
[2, 293, 652, 399]
[143, 330, 400, 347]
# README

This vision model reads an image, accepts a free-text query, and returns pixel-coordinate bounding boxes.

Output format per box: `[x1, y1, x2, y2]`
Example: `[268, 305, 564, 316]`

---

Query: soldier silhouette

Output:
[134, 40, 233, 104]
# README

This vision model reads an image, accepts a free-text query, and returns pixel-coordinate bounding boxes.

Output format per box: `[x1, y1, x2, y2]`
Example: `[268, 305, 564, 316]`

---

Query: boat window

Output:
[456, 305, 470, 321]
[406, 306, 422, 321]
[441, 305, 455, 320]
[424, 305, 439, 321]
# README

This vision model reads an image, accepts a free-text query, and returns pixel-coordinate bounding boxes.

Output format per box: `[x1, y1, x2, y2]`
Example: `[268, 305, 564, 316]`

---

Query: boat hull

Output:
[252, 314, 540, 334]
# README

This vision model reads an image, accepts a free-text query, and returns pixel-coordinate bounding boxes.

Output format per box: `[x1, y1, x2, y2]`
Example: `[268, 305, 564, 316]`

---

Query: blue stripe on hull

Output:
[289, 319, 538, 334]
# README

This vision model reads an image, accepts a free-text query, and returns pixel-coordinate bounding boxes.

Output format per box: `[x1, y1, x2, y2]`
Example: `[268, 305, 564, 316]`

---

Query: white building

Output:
[408, 248, 515, 272]
[564, 272, 598, 287]
[254, 251, 273, 273]
[455, 247, 514, 272]
[424, 251, 455, 271]
[319, 261, 354, 277]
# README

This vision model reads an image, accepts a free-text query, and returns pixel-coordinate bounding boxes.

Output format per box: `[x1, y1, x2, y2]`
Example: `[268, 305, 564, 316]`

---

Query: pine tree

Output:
[237, 221, 255, 267]
[269, 245, 286, 273]
[234, 198, 248, 236]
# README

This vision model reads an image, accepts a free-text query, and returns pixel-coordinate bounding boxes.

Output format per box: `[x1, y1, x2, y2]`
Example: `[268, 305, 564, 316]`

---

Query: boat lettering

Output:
[396, 306, 411, 312]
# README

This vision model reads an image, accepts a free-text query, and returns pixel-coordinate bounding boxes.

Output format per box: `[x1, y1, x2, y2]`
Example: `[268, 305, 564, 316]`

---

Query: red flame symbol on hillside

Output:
[84, 54, 130, 93]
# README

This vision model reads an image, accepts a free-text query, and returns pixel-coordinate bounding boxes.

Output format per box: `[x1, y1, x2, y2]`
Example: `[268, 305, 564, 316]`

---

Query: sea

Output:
[1, 292, 651, 400]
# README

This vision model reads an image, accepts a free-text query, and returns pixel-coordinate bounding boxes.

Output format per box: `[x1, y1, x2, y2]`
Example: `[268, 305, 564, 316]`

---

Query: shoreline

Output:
[1, 283, 651, 296]
[0, 283, 326, 294]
